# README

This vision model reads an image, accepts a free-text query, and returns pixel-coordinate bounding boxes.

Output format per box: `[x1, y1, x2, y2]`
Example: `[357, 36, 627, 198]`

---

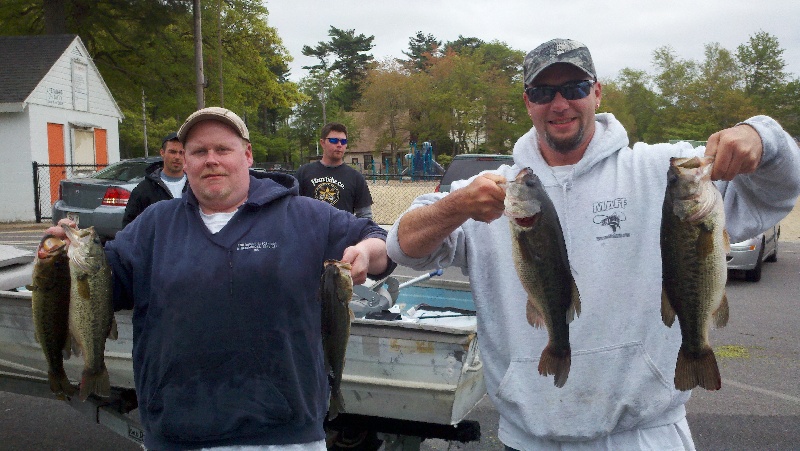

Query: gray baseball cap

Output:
[523, 38, 596, 86]
[178, 107, 250, 143]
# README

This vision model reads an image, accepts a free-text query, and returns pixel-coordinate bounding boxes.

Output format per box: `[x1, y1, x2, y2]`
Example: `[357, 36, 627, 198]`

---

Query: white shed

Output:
[0, 34, 123, 222]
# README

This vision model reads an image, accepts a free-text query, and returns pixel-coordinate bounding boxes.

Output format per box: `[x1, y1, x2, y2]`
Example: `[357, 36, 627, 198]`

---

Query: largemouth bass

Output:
[320, 259, 353, 420]
[62, 225, 117, 401]
[27, 235, 75, 399]
[661, 156, 729, 391]
[505, 168, 581, 388]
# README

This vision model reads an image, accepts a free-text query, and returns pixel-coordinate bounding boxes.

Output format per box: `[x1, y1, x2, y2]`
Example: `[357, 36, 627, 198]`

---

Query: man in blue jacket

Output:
[52, 107, 394, 450]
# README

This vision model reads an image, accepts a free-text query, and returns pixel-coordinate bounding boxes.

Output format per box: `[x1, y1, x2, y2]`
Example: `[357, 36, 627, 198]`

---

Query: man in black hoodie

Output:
[121, 132, 187, 228]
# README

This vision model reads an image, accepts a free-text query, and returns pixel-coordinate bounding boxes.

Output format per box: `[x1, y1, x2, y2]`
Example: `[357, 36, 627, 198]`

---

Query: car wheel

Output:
[764, 231, 778, 263]
[744, 238, 765, 282]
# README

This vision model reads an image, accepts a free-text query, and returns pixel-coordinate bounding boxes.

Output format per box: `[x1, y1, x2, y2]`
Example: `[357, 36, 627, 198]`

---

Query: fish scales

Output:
[505, 168, 581, 388]
[62, 225, 117, 401]
[320, 259, 353, 420]
[28, 235, 76, 399]
[661, 156, 729, 391]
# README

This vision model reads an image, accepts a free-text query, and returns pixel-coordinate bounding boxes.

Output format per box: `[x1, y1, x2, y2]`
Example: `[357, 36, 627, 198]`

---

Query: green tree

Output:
[736, 30, 798, 134]
[737, 30, 788, 98]
[473, 42, 527, 153]
[302, 26, 374, 111]
[693, 43, 756, 136]
[401, 31, 441, 72]
[444, 35, 485, 55]
[0, 0, 301, 158]
[358, 59, 415, 162]
[601, 69, 661, 144]
[770, 79, 800, 136]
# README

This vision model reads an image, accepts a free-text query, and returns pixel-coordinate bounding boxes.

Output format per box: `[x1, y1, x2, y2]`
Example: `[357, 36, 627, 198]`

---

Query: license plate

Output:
[66, 212, 79, 227]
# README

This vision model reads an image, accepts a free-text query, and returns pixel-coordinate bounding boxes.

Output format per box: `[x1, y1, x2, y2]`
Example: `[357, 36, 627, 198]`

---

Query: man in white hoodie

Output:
[387, 38, 800, 450]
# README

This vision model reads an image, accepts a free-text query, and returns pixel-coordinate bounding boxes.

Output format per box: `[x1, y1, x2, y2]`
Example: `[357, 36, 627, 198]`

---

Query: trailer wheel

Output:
[327, 427, 382, 451]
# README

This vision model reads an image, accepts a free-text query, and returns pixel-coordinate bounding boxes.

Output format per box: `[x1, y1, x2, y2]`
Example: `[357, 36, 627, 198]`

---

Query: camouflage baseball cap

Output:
[523, 38, 596, 86]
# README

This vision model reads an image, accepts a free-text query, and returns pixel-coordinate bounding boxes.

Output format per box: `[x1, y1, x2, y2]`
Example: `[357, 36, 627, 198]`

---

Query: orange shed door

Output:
[47, 123, 65, 206]
[94, 128, 108, 166]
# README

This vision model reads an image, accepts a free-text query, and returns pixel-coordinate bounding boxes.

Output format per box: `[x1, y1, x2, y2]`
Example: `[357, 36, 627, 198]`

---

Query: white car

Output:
[726, 224, 780, 282]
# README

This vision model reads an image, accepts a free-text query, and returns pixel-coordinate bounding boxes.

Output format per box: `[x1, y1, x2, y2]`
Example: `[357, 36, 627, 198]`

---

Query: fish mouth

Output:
[514, 215, 538, 228]
[37, 235, 66, 259]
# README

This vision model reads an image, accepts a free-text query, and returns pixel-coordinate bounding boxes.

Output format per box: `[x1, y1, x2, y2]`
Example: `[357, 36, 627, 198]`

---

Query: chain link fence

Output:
[367, 176, 441, 225]
[279, 170, 440, 225]
[31, 162, 440, 226]
[32, 162, 107, 222]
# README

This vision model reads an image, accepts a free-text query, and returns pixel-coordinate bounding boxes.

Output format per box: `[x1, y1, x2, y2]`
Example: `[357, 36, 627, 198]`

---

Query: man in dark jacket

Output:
[121, 132, 187, 228]
[48, 107, 394, 450]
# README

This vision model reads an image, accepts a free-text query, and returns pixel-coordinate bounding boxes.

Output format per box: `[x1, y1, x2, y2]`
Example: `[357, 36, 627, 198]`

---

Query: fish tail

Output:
[48, 368, 76, 399]
[79, 365, 111, 401]
[674, 345, 721, 391]
[538, 345, 571, 388]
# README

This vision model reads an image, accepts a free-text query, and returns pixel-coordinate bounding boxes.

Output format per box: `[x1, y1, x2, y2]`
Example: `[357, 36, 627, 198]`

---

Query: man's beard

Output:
[544, 123, 585, 154]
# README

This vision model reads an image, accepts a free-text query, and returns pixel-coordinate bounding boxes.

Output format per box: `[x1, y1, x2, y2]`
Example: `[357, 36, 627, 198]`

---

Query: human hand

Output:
[705, 124, 763, 181]
[44, 219, 76, 243]
[340, 245, 369, 285]
[458, 173, 507, 223]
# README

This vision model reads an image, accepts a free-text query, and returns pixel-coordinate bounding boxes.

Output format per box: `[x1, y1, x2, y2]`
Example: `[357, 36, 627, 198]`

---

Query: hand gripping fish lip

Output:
[61, 225, 96, 273]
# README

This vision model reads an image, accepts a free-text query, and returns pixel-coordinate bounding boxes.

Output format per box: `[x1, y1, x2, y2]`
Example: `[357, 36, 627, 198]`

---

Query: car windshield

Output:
[92, 161, 151, 182]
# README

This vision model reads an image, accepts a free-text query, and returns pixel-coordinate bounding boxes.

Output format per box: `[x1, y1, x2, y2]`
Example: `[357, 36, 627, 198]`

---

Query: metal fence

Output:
[273, 170, 441, 225]
[365, 175, 441, 225]
[32, 162, 107, 222]
[31, 162, 441, 226]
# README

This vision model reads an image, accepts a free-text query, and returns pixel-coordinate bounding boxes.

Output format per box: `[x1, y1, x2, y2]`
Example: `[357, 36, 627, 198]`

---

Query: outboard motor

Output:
[349, 278, 395, 318]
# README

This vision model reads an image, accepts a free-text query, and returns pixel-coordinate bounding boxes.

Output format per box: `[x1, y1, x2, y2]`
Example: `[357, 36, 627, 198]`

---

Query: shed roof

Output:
[0, 34, 77, 103]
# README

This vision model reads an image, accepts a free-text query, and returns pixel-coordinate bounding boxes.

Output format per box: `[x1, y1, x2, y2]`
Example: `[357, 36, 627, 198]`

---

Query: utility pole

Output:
[217, 0, 224, 106]
[142, 88, 148, 156]
[194, 0, 205, 109]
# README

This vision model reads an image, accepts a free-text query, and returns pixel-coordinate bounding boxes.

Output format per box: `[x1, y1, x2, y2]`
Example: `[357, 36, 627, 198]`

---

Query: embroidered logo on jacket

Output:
[593, 197, 630, 240]
[236, 242, 278, 251]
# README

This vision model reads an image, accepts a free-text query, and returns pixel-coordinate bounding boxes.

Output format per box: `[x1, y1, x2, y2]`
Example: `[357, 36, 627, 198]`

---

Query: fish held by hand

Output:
[505, 168, 581, 388]
[661, 156, 729, 391]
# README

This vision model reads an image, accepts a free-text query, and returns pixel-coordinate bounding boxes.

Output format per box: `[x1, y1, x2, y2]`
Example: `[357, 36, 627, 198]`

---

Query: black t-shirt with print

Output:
[294, 162, 373, 214]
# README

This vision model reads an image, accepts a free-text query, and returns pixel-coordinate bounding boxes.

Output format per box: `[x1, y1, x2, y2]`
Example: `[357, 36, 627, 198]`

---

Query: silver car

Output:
[52, 157, 162, 242]
[727, 224, 780, 282]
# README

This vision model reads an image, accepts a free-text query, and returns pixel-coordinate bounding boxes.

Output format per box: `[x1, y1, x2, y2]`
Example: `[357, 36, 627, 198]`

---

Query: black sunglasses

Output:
[524, 80, 595, 105]
[326, 137, 348, 145]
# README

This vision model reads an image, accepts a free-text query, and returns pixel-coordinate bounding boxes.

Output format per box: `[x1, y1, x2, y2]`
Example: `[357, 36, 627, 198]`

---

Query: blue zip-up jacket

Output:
[105, 170, 393, 450]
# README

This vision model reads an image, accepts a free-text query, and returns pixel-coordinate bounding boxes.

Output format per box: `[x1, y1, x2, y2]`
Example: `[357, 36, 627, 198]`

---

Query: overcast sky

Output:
[265, 0, 800, 84]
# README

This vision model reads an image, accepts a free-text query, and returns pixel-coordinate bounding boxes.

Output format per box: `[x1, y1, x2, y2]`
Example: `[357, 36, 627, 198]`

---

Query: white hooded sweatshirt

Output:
[387, 113, 800, 449]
